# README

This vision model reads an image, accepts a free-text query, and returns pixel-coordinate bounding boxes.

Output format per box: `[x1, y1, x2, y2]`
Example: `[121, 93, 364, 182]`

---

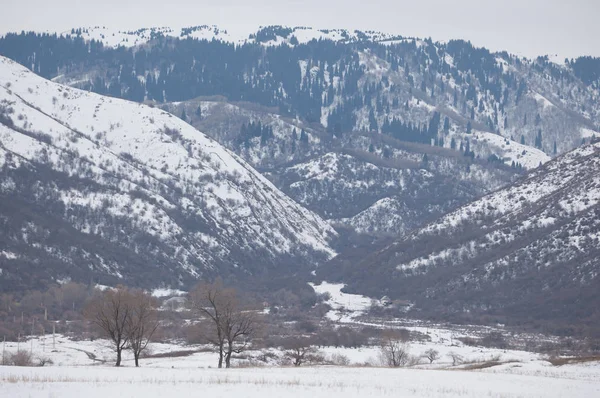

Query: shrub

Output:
[8, 350, 34, 366]
[459, 336, 478, 346]
[480, 332, 508, 349]
[328, 353, 351, 366]
[37, 356, 54, 366]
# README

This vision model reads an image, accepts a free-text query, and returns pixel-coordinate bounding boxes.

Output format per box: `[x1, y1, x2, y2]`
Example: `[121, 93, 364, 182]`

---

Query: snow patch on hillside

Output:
[532, 92, 555, 109]
[467, 130, 551, 169]
[309, 282, 374, 321]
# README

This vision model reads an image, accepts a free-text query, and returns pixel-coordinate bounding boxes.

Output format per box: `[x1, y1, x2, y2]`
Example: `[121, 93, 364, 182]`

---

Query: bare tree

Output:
[84, 287, 132, 366]
[379, 330, 410, 367]
[423, 348, 440, 364]
[448, 351, 464, 366]
[189, 280, 260, 368]
[282, 337, 320, 367]
[126, 290, 159, 367]
[223, 304, 256, 368]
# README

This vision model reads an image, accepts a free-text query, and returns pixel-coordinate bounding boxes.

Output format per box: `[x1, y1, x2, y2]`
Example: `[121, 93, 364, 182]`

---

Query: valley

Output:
[0, 20, 599, 397]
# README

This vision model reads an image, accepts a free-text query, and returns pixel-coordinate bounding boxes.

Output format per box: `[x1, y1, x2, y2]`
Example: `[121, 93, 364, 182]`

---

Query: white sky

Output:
[2, 0, 599, 59]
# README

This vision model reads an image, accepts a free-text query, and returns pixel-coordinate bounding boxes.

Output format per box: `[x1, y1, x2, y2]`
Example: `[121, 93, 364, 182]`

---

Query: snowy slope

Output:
[0, 56, 336, 290]
[321, 142, 600, 327]
[279, 147, 514, 235]
[65, 25, 239, 48]
[63, 25, 403, 49]
[464, 130, 551, 169]
[165, 99, 517, 237]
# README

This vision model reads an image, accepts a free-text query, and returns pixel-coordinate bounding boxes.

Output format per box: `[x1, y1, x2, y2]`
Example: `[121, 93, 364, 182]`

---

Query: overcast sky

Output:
[2, 0, 599, 59]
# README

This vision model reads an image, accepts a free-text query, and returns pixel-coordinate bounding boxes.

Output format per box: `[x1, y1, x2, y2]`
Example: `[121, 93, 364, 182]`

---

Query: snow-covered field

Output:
[2, 282, 600, 398]
[2, 318, 599, 398]
[1, 353, 599, 398]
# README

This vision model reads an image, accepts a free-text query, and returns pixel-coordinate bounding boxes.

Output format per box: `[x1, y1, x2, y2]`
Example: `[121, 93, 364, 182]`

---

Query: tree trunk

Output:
[116, 348, 122, 367]
[218, 345, 224, 368]
[134, 352, 139, 367]
[225, 342, 233, 368]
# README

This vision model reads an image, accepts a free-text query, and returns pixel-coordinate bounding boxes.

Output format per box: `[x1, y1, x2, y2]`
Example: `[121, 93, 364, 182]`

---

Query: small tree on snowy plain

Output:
[283, 337, 320, 366]
[189, 280, 260, 368]
[379, 330, 410, 367]
[126, 289, 159, 367]
[84, 287, 132, 367]
[448, 351, 464, 366]
[85, 287, 159, 367]
[423, 348, 440, 364]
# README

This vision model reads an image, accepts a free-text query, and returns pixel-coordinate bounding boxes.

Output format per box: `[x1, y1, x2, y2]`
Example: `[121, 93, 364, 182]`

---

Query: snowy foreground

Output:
[1, 334, 599, 398]
[2, 361, 599, 398]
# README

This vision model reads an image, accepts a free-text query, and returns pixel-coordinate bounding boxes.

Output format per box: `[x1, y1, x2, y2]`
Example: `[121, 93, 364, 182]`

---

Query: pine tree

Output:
[180, 108, 187, 121]
[300, 129, 309, 145]
[195, 105, 202, 118]
[534, 129, 542, 149]
[450, 137, 456, 150]
[553, 140, 557, 155]
[466, 121, 472, 134]
[369, 109, 378, 132]
[443, 117, 450, 133]
[520, 135, 525, 145]
[368, 143, 375, 153]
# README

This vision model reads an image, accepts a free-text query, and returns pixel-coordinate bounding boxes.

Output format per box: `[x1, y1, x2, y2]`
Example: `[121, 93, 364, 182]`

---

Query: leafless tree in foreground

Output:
[84, 287, 132, 366]
[423, 348, 440, 364]
[379, 330, 410, 367]
[189, 280, 260, 368]
[126, 289, 159, 367]
[84, 287, 159, 367]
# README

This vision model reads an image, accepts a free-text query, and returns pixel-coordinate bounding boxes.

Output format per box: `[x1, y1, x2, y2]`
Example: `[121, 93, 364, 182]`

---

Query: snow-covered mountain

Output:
[61, 25, 404, 48]
[0, 56, 337, 291]
[320, 141, 600, 331]
[2, 25, 599, 162]
[166, 99, 518, 236]
[4, 25, 596, 239]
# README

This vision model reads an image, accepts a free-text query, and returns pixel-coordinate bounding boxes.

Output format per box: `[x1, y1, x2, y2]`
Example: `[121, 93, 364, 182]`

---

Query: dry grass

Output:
[547, 355, 600, 366]
[0, 373, 345, 389]
[143, 349, 205, 359]
[460, 361, 505, 370]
